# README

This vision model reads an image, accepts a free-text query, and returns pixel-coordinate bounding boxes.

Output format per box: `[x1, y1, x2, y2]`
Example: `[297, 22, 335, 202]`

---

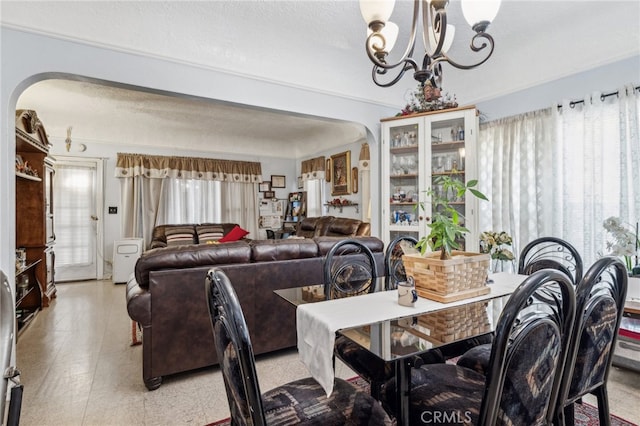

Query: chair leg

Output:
[370, 379, 382, 400]
[594, 386, 612, 426]
[563, 403, 575, 426]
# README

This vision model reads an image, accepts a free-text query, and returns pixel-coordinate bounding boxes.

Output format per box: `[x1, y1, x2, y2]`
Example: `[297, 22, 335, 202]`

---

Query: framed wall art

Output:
[297, 176, 304, 189]
[271, 175, 286, 188]
[331, 151, 351, 196]
[263, 190, 275, 199]
[259, 181, 271, 192]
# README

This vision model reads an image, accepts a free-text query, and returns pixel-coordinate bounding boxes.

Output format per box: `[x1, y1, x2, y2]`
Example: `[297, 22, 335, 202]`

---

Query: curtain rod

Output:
[556, 85, 640, 110]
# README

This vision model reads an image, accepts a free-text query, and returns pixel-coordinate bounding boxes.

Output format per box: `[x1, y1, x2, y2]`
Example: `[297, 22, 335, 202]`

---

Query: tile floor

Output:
[15, 280, 640, 425]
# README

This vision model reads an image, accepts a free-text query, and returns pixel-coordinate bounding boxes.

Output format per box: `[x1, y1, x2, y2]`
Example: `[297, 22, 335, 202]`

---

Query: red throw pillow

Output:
[219, 225, 250, 242]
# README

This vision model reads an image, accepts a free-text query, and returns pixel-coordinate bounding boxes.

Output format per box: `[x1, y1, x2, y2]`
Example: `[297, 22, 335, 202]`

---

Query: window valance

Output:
[301, 156, 326, 181]
[114, 153, 262, 183]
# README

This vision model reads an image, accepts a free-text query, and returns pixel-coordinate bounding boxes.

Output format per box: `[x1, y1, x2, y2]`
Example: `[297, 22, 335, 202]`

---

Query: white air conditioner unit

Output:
[112, 238, 144, 284]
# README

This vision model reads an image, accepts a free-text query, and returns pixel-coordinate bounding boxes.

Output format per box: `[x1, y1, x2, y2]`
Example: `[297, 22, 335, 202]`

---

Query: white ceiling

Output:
[3, 0, 640, 157]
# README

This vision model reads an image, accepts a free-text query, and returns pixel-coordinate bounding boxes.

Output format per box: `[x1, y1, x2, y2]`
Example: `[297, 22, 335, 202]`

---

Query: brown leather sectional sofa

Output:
[126, 217, 381, 390]
[295, 216, 371, 238]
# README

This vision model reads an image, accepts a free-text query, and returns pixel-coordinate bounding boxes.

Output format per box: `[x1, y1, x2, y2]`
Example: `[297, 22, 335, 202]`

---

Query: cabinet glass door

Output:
[428, 114, 471, 250]
[387, 121, 421, 241]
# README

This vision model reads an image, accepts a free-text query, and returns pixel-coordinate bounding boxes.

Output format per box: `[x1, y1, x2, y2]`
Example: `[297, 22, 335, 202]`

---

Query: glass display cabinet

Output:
[380, 105, 480, 251]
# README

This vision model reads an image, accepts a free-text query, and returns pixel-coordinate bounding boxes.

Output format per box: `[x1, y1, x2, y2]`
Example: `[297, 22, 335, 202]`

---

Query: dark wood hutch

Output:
[15, 109, 56, 333]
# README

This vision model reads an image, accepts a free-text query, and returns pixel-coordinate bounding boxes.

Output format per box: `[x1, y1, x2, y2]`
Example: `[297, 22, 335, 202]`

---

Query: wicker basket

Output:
[402, 251, 491, 302]
[417, 301, 491, 344]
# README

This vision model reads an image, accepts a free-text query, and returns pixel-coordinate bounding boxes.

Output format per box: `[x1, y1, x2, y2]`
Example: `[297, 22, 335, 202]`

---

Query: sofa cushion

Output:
[250, 239, 319, 261]
[164, 226, 197, 246]
[196, 225, 225, 243]
[314, 236, 384, 255]
[219, 225, 250, 242]
[325, 219, 362, 237]
[296, 217, 330, 238]
[134, 241, 251, 288]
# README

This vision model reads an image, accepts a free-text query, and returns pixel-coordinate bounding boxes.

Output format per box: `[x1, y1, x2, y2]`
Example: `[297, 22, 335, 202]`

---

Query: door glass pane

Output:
[54, 164, 96, 267]
[389, 123, 420, 240]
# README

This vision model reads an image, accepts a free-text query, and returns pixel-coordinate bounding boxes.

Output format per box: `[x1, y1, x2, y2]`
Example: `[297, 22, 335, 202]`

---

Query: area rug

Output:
[205, 376, 637, 426]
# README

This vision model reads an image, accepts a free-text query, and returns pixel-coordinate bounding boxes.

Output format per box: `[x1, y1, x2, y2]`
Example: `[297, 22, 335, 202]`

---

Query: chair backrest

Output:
[518, 237, 584, 284]
[205, 268, 266, 426]
[556, 256, 628, 410]
[480, 269, 576, 425]
[323, 239, 378, 299]
[384, 236, 418, 290]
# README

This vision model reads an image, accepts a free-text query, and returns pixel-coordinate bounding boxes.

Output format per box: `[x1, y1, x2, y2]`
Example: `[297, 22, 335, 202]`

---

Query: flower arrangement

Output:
[479, 231, 515, 261]
[397, 83, 458, 116]
[416, 175, 488, 260]
[603, 216, 639, 272]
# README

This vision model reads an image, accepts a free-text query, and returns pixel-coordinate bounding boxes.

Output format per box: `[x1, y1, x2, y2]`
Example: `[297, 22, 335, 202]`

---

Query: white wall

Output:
[1, 27, 399, 287]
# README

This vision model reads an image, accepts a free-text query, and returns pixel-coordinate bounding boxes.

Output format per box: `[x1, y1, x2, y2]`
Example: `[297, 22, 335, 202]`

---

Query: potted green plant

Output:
[416, 174, 488, 260]
[402, 174, 490, 302]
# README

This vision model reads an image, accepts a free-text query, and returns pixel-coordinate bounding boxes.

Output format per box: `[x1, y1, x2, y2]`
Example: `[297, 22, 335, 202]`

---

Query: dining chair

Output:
[554, 256, 628, 426]
[456, 236, 583, 375]
[380, 269, 576, 425]
[323, 238, 378, 299]
[518, 236, 584, 284]
[323, 239, 391, 398]
[384, 235, 418, 290]
[205, 267, 392, 426]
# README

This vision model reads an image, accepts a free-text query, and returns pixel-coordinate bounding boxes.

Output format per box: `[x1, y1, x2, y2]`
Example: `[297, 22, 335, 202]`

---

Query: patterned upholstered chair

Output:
[384, 236, 418, 290]
[205, 268, 392, 426]
[381, 269, 576, 425]
[323, 239, 378, 299]
[554, 256, 627, 426]
[457, 236, 583, 375]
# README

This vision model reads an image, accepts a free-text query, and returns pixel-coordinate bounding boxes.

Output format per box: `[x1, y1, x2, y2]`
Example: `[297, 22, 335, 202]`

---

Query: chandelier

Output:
[360, 0, 501, 88]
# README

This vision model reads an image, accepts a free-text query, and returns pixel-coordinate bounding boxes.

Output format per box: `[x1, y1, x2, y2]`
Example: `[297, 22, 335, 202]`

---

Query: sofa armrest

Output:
[356, 222, 371, 236]
[126, 276, 151, 326]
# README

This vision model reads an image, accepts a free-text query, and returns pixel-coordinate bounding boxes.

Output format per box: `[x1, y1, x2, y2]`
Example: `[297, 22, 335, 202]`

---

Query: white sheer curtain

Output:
[301, 156, 326, 217]
[478, 84, 640, 267]
[305, 179, 325, 217]
[156, 179, 222, 225]
[477, 109, 555, 256]
[553, 84, 640, 266]
[220, 181, 260, 238]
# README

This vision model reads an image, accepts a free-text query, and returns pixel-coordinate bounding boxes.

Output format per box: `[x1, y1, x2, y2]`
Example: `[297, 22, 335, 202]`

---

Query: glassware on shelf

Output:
[407, 156, 416, 174]
[444, 156, 453, 172]
[409, 131, 417, 145]
[401, 132, 409, 146]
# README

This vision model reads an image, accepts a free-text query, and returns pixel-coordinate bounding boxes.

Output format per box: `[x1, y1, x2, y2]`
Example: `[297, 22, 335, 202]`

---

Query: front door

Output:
[53, 157, 103, 282]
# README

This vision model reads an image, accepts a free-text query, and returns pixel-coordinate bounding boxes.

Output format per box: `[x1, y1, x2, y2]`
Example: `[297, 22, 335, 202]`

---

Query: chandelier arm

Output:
[364, 0, 421, 71]
[422, 0, 446, 58]
[372, 60, 419, 88]
[434, 32, 496, 71]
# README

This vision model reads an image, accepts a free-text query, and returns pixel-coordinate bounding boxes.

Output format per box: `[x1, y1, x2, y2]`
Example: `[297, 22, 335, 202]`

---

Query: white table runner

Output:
[296, 272, 527, 396]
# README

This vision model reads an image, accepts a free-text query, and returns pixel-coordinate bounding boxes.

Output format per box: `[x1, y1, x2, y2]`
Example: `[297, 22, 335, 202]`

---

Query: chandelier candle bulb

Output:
[360, 0, 501, 88]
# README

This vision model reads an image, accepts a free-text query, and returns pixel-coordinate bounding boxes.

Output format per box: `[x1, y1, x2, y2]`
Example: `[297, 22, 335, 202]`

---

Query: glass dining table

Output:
[274, 273, 527, 426]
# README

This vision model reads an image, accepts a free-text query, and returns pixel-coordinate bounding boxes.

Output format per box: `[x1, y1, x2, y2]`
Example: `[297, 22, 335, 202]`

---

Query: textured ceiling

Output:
[3, 0, 640, 157]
